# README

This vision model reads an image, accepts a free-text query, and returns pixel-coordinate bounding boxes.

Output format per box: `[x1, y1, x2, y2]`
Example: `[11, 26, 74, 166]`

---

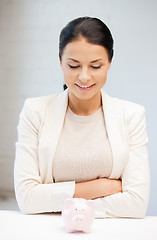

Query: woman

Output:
[14, 16, 150, 218]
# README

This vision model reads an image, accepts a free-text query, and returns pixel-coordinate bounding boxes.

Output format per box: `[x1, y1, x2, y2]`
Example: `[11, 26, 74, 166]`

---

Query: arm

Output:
[14, 99, 75, 214]
[75, 107, 150, 218]
[73, 178, 122, 200]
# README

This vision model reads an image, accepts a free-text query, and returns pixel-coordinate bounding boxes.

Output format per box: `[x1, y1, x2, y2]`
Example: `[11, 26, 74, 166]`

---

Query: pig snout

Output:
[72, 214, 84, 224]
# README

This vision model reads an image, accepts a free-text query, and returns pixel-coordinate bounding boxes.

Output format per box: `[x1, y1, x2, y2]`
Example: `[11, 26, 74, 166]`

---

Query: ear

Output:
[63, 198, 74, 209]
[59, 54, 62, 64]
[60, 60, 63, 71]
[107, 61, 111, 71]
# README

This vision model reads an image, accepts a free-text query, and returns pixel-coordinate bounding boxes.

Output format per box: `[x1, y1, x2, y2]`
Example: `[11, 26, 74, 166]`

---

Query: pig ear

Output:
[87, 200, 95, 208]
[64, 198, 74, 209]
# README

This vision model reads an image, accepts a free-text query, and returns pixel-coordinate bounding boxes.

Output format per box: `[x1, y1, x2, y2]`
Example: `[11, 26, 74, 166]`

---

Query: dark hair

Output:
[59, 16, 114, 91]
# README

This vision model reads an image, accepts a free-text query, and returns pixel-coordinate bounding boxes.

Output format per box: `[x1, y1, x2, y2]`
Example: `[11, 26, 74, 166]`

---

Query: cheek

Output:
[95, 70, 107, 81]
[64, 70, 77, 80]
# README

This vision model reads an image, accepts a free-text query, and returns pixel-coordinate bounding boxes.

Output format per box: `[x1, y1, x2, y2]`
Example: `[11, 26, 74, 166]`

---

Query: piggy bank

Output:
[62, 198, 95, 233]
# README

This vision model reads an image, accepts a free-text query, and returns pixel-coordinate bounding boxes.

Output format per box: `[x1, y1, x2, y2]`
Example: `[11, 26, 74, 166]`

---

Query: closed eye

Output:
[68, 65, 101, 69]
[69, 65, 79, 69]
[92, 66, 101, 69]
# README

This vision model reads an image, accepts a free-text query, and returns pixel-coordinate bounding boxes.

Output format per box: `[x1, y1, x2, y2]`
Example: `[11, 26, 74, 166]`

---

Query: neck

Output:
[68, 91, 102, 116]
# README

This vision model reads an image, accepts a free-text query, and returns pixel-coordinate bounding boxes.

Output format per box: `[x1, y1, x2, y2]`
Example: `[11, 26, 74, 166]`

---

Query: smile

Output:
[75, 83, 95, 90]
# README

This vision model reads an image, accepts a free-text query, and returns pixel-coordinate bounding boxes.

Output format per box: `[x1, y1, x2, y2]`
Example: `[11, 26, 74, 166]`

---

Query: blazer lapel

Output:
[101, 89, 129, 179]
[39, 89, 69, 183]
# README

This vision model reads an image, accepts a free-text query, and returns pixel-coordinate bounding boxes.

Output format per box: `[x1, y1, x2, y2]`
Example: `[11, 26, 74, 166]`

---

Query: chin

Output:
[77, 93, 98, 101]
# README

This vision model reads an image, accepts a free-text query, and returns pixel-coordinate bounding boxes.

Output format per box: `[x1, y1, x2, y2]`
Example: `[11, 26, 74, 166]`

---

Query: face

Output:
[60, 37, 111, 101]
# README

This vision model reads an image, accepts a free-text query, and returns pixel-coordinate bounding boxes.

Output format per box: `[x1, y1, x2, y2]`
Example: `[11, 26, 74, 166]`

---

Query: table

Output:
[0, 211, 157, 240]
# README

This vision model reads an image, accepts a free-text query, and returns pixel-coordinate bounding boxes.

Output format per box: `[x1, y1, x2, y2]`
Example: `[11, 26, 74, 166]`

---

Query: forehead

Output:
[62, 38, 108, 61]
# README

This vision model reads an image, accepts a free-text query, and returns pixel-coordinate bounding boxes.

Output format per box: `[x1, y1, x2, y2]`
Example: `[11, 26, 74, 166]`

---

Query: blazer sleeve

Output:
[93, 105, 150, 218]
[14, 99, 75, 214]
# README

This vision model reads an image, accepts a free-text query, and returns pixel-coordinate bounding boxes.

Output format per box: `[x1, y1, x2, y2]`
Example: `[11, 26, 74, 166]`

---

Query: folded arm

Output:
[73, 178, 122, 200]
[14, 99, 150, 218]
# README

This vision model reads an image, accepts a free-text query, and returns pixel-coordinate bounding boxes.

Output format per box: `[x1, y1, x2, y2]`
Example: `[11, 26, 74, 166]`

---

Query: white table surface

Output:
[0, 210, 157, 240]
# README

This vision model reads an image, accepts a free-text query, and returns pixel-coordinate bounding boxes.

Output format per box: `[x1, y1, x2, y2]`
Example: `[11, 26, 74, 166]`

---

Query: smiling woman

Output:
[60, 38, 111, 115]
[59, 17, 113, 116]
[14, 16, 150, 219]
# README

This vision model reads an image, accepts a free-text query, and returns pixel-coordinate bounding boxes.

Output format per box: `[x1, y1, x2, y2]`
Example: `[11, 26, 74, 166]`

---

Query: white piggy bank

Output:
[62, 198, 95, 233]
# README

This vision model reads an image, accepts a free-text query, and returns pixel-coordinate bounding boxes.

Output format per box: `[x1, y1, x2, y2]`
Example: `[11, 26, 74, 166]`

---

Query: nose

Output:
[73, 214, 84, 224]
[79, 67, 91, 83]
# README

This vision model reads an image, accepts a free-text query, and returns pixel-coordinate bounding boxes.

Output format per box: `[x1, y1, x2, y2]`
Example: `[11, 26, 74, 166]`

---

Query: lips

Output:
[75, 83, 95, 90]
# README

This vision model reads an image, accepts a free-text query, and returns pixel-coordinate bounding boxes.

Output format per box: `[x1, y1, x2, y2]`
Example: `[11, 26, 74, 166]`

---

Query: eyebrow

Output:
[66, 58, 104, 63]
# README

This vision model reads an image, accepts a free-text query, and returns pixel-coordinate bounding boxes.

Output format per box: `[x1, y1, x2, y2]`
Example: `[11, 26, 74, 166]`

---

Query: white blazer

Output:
[14, 88, 150, 218]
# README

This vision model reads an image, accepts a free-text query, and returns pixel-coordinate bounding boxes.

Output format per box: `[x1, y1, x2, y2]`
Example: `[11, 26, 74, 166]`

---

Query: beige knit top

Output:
[52, 105, 113, 183]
